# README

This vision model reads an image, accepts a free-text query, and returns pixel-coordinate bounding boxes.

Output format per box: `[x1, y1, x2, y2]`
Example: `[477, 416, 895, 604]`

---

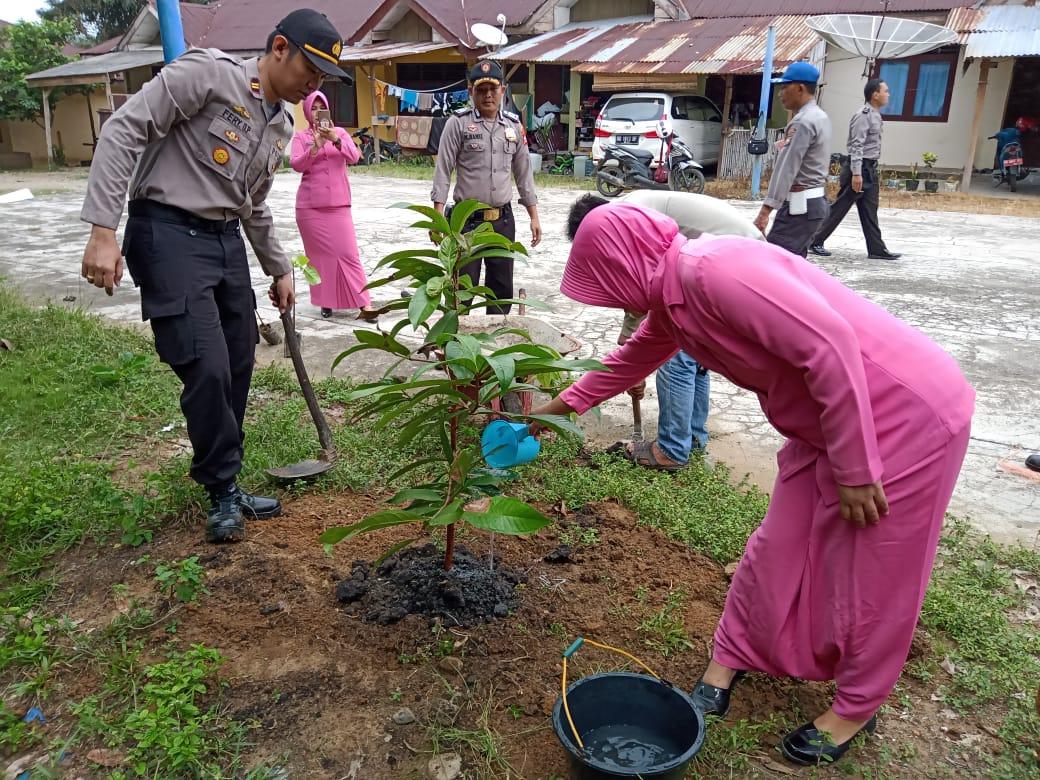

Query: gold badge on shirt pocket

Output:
[231, 105, 251, 120]
[224, 129, 240, 143]
[212, 147, 231, 166]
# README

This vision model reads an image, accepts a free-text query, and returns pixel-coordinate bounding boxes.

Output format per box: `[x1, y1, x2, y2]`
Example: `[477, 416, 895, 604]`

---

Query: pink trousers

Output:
[296, 206, 371, 309]
[713, 424, 970, 720]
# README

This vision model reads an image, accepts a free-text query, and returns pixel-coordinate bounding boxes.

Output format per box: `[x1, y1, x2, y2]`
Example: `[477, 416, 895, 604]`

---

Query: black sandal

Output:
[690, 670, 745, 718]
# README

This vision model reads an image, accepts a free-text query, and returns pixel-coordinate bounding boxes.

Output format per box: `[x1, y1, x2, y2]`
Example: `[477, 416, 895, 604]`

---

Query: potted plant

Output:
[922, 152, 939, 192]
[884, 170, 902, 189]
[318, 200, 603, 573]
[905, 163, 920, 191]
[944, 174, 959, 193]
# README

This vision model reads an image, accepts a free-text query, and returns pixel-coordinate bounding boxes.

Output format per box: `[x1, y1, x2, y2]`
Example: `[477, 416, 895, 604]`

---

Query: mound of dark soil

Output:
[334, 543, 527, 626]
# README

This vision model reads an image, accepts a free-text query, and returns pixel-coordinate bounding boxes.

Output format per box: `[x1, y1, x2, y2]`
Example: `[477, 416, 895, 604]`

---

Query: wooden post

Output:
[527, 63, 535, 129]
[42, 88, 53, 168]
[366, 64, 381, 161]
[961, 59, 993, 193]
[567, 67, 580, 151]
[719, 74, 734, 172]
[105, 75, 113, 109]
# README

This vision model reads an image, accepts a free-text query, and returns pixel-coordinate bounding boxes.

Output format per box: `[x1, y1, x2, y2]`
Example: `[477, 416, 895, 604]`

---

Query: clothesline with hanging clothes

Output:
[372, 76, 470, 113]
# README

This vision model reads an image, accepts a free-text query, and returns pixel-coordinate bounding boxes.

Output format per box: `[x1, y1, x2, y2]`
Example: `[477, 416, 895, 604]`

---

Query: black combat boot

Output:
[206, 485, 245, 543]
[231, 484, 282, 519]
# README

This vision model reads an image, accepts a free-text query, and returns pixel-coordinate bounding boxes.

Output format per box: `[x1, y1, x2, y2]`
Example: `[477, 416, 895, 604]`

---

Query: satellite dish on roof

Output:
[806, 14, 957, 76]
[471, 21, 508, 50]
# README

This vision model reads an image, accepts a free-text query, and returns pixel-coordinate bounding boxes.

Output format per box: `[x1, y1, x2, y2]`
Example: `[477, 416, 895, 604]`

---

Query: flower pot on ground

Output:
[925, 180, 939, 193]
[905, 179, 920, 191]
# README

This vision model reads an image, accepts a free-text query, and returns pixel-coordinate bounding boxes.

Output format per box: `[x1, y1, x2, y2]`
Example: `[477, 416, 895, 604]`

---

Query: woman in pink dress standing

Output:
[533, 202, 974, 766]
[291, 91, 377, 320]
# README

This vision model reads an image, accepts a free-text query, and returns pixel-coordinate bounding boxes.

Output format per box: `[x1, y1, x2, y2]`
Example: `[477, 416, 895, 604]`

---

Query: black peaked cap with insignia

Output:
[275, 9, 352, 83]
[468, 60, 504, 87]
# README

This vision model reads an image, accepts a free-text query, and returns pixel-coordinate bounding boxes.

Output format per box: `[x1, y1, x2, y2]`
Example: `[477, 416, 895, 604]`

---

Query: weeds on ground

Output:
[519, 438, 767, 562]
[638, 588, 695, 657]
[154, 556, 209, 603]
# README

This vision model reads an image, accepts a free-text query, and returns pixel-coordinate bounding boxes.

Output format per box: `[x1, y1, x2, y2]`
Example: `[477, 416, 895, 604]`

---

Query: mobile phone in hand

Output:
[314, 108, 332, 131]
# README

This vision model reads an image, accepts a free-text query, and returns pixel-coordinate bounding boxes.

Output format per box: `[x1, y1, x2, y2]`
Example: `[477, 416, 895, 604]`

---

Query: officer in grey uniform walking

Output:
[79, 9, 351, 543]
[432, 60, 541, 315]
[754, 61, 832, 257]
[810, 78, 901, 260]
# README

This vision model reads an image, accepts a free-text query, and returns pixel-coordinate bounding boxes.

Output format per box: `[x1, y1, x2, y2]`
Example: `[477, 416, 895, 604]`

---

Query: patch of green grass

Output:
[72, 643, 249, 777]
[519, 438, 767, 562]
[919, 519, 1040, 775]
[693, 714, 788, 775]
[638, 587, 695, 657]
[351, 160, 596, 191]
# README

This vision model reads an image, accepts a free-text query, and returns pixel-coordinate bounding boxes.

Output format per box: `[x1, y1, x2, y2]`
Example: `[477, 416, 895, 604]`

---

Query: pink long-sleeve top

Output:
[291, 91, 361, 209]
[559, 204, 975, 487]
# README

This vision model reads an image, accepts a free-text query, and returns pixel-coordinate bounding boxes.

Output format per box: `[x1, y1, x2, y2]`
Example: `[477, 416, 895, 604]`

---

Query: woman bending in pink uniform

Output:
[533, 202, 974, 765]
[291, 91, 378, 321]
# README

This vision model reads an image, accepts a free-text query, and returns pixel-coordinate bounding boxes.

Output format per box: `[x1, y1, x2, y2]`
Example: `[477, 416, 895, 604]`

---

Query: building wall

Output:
[388, 11, 432, 43]
[7, 87, 110, 166]
[820, 46, 1013, 173]
[571, 0, 654, 22]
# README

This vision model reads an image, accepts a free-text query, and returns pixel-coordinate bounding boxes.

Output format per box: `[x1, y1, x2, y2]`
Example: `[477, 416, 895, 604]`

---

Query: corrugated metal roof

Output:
[678, 0, 973, 16]
[337, 40, 456, 62]
[27, 49, 165, 84]
[500, 15, 820, 75]
[948, 3, 1040, 58]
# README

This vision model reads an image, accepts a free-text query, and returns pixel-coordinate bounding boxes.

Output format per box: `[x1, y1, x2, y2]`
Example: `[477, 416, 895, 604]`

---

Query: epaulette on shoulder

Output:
[502, 109, 520, 122]
[862, 106, 871, 113]
[454, 105, 472, 116]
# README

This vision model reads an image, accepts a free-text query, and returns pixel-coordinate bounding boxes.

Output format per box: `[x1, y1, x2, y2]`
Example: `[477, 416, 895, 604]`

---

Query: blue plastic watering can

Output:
[481, 420, 540, 469]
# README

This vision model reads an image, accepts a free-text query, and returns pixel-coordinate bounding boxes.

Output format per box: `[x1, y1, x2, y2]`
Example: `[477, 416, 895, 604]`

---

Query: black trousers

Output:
[123, 200, 258, 493]
[812, 159, 887, 255]
[450, 203, 516, 315]
[767, 196, 830, 257]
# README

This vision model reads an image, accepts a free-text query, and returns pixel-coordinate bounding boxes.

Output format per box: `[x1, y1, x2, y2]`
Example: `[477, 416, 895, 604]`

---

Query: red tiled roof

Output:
[347, 0, 551, 47]
[196, 0, 381, 51]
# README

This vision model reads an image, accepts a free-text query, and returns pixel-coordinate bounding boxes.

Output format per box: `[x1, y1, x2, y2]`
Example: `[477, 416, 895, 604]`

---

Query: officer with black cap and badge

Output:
[432, 60, 541, 314]
[80, 9, 351, 544]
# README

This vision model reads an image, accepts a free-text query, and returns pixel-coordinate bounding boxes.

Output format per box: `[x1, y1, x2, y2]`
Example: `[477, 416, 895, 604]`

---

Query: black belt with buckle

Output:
[468, 202, 511, 223]
[129, 199, 240, 234]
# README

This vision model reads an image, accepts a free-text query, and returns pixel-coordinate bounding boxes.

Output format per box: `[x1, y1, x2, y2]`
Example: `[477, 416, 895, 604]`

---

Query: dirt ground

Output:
[44, 493, 1004, 778]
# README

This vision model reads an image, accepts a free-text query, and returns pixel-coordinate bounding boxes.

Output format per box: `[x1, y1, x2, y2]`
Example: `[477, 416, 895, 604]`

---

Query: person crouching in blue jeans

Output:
[567, 191, 766, 470]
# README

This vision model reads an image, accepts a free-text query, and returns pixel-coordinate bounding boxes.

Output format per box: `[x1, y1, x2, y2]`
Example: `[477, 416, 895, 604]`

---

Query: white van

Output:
[592, 92, 723, 166]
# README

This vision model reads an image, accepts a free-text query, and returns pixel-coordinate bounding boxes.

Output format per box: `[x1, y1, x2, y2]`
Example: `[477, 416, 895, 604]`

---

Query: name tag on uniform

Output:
[504, 127, 517, 143]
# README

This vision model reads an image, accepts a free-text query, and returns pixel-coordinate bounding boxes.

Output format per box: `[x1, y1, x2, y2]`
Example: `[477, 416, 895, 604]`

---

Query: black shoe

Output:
[809, 243, 831, 256]
[321, 307, 333, 318]
[1026, 453, 1040, 473]
[231, 484, 282, 519]
[206, 488, 245, 543]
[690, 670, 745, 718]
[780, 715, 877, 766]
[868, 250, 901, 260]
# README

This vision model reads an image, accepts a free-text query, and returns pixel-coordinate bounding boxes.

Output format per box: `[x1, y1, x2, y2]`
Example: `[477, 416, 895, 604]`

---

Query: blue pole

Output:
[156, 0, 187, 63]
[751, 25, 776, 199]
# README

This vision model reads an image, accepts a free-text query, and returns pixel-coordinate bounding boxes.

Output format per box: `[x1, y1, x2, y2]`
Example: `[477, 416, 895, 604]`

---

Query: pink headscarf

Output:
[561, 203, 683, 312]
[302, 90, 330, 127]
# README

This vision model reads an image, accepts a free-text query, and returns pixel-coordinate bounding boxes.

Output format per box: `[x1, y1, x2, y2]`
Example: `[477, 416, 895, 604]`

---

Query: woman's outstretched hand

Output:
[836, 481, 889, 527]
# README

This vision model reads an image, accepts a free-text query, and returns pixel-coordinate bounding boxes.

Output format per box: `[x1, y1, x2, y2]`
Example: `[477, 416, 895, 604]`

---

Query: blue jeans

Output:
[655, 351, 709, 464]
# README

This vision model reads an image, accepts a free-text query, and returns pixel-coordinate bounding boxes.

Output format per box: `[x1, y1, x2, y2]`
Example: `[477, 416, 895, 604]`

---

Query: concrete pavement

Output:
[1, 171, 1037, 546]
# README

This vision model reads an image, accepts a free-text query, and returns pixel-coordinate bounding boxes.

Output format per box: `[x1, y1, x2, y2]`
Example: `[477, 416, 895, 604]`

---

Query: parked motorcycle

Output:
[595, 123, 705, 198]
[990, 127, 1029, 192]
[352, 127, 401, 165]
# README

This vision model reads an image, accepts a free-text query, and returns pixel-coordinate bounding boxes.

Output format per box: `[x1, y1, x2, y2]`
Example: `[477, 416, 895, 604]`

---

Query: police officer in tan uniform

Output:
[754, 61, 832, 257]
[431, 60, 540, 314]
[80, 9, 351, 543]
[810, 78, 901, 260]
